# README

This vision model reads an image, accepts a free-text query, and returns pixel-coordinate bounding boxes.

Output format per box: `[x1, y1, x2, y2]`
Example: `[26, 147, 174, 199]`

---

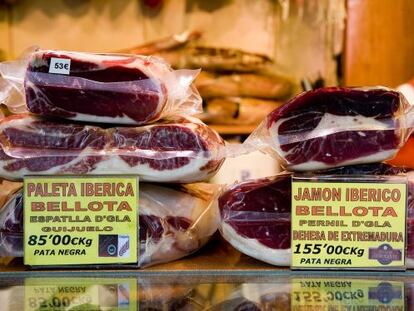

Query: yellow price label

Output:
[291, 178, 406, 269]
[23, 175, 139, 266]
[24, 277, 137, 311]
[291, 278, 404, 311]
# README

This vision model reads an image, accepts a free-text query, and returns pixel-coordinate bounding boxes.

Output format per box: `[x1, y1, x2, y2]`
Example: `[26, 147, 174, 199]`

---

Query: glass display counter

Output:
[0, 236, 413, 310]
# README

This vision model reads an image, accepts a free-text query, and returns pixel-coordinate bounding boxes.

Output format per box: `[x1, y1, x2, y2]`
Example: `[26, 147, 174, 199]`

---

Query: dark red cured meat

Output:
[265, 87, 406, 170]
[25, 50, 167, 124]
[0, 114, 225, 182]
[219, 173, 291, 250]
[1, 115, 107, 150]
[219, 163, 414, 265]
[0, 115, 107, 174]
[113, 125, 209, 171]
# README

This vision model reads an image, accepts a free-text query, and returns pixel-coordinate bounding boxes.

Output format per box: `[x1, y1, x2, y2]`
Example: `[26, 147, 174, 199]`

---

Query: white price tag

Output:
[49, 57, 71, 75]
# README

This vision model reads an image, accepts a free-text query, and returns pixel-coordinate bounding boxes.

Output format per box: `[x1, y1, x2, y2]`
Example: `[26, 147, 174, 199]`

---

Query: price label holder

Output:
[291, 175, 407, 270]
[24, 277, 137, 311]
[23, 175, 139, 267]
[291, 278, 404, 311]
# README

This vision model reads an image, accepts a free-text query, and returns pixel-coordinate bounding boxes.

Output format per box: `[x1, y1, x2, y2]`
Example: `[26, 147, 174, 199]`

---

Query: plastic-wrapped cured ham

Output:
[0, 49, 201, 125]
[246, 87, 411, 171]
[0, 182, 220, 268]
[0, 114, 225, 182]
[218, 163, 414, 267]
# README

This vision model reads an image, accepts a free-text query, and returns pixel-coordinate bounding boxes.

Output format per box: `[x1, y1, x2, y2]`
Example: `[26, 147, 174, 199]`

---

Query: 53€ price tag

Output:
[291, 176, 407, 270]
[23, 175, 139, 266]
[49, 57, 71, 75]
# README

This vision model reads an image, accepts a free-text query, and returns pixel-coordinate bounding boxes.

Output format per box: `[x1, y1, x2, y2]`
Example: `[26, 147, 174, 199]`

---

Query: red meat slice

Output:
[258, 87, 408, 171]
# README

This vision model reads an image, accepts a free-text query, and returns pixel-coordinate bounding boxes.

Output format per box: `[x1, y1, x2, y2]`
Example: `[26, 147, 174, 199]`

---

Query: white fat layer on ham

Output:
[287, 149, 398, 171]
[0, 154, 213, 183]
[221, 222, 291, 266]
[66, 113, 148, 125]
[96, 157, 213, 183]
[270, 112, 399, 171]
[139, 184, 207, 218]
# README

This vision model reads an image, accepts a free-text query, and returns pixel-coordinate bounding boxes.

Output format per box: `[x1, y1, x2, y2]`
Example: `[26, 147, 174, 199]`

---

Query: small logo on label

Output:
[98, 234, 130, 258]
[99, 235, 118, 257]
[369, 244, 402, 265]
[368, 282, 403, 303]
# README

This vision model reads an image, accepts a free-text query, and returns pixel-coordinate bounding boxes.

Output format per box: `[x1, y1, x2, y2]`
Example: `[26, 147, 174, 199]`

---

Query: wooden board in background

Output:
[345, 0, 414, 87]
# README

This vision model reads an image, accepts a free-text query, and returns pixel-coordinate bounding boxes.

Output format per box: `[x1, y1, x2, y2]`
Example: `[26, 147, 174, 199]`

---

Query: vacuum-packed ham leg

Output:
[1, 50, 201, 125]
[0, 183, 219, 268]
[247, 87, 410, 171]
[0, 114, 225, 182]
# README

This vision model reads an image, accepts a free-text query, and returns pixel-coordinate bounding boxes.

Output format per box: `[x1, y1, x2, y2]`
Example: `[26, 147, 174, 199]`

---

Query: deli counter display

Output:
[1, 1, 414, 310]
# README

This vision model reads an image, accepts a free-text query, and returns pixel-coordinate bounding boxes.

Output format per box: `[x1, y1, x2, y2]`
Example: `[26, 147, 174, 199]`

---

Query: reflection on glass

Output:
[0, 275, 409, 311]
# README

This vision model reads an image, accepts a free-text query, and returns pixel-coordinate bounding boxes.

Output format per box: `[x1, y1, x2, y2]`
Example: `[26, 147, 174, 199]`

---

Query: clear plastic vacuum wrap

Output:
[218, 163, 414, 267]
[0, 49, 202, 125]
[0, 114, 225, 183]
[0, 182, 220, 268]
[245, 87, 412, 171]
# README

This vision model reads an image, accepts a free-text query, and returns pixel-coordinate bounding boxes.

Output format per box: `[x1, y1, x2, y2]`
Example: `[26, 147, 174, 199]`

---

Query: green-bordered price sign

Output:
[23, 176, 139, 266]
[291, 176, 407, 270]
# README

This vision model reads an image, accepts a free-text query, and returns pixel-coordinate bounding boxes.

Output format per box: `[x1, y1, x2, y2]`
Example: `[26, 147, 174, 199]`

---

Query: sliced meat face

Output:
[259, 87, 408, 171]
[0, 114, 225, 183]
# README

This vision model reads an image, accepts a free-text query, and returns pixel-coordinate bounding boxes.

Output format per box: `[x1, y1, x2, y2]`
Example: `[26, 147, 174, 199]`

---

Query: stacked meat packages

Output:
[218, 86, 414, 267]
[0, 49, 226, 267]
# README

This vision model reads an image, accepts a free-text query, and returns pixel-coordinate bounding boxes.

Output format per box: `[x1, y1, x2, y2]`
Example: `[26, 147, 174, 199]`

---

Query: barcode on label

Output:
[49, 57, 71, 75]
